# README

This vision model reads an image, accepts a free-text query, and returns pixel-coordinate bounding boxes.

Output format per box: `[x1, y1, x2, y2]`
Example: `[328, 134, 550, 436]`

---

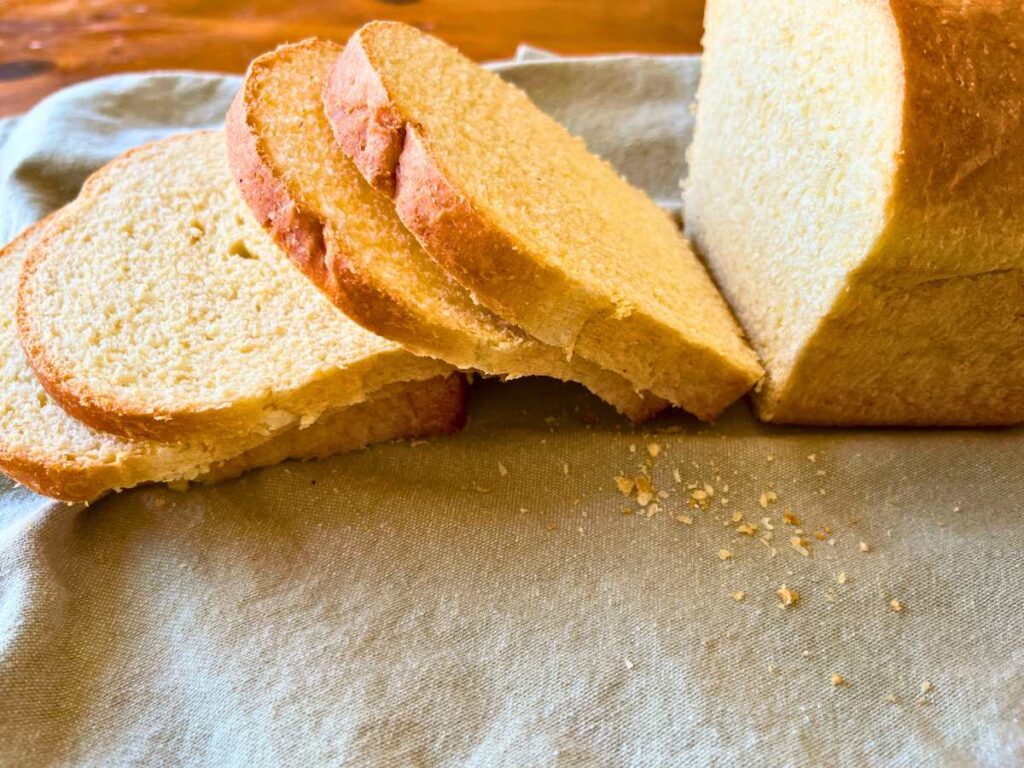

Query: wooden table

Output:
[0, 0, 705, 117]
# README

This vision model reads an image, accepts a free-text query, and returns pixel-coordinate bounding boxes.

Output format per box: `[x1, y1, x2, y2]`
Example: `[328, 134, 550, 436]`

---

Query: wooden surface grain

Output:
[0, 0, 705, 116]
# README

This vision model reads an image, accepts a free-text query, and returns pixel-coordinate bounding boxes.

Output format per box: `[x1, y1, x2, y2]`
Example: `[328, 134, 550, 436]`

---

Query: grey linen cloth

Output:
[0, 53, 1021, 768]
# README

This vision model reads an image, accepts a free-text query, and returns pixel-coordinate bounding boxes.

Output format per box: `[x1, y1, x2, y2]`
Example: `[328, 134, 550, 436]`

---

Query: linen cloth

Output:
[0, 52, 1021, 768]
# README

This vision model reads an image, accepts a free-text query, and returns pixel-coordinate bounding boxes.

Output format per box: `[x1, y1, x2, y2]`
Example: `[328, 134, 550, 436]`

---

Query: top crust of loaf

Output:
[17, 131, 450, 442]
[226, 38, 667, 422]
[324, 22, 762, 420]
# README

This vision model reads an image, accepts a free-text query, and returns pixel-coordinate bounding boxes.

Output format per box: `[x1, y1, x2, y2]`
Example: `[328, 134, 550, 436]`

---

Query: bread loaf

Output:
[686, 0, 1024, 425]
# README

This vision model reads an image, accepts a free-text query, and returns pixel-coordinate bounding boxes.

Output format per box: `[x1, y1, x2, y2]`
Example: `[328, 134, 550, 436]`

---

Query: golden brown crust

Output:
[323, 27, 760, 420]
[0, 450, 112, 504]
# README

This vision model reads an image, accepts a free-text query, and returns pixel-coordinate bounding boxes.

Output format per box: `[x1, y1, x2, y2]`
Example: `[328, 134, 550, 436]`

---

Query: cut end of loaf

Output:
[686, 0, 904, 402]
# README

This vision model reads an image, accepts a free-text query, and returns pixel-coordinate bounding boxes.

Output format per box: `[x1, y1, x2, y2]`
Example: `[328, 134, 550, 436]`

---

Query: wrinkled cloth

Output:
[0, 53, 1021, 768]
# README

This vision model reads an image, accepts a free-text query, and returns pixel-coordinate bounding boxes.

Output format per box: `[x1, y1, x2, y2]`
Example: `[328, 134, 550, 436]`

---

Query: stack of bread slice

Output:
[11, 11, 1008, 505]
[2, 131, 464, 503]
[229, 30, 763, 424]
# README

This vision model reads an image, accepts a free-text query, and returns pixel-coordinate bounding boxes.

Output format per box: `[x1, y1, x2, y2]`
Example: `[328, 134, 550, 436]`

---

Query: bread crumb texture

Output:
[18, 131, 446, 441]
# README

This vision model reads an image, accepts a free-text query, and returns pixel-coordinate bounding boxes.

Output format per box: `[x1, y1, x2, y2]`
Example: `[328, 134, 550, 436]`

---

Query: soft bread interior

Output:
[350, 22, 758, 375]
[685, 0, 904, 394]
[18, 131, 448, 440]
[0, 219, 463, 502]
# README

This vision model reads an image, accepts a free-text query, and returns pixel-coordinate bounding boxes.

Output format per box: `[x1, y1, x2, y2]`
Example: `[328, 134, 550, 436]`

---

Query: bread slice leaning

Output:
[323, 21, 763, 421]
[686, 0, 1024, 425]
[0, 217, 467, 503]
[17, 131, 452, 442]
[226, 38, 666, 423]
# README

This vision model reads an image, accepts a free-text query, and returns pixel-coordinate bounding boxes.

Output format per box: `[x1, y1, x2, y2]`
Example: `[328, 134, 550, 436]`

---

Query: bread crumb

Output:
[498, 461, 508, 477]
[673, 468, 682, 484]
[759, 490, 777, 509]
[761, 516, 775, 531]
[920, 680, 934, 694]
[474, 485, 491, 493]
[703, 482, 715, 497]
[563, 462, 569, 476]
[836, 572, 848, 585]
[636, 491, 654, 507]
[782, 510, 799, 525]
[629, 444, 636, 453]
[615, 476, 634, 495]
[718, 549, 734, 561]
[736, 523, 757, 536]
[691, 489, 708, 501]
[859, 541, 870, 553]
[647, 442, 660, 458]
[830, 673, 846, 687]
[624, 657, 634, 670]
[885, 693, 899, 704]
[790, 536, 811, 557]
[675, 514, 693, 525]
[807, 454, 817, 463]
[635, 476, 652, 494]
[777, 585, 800, 607]
[889, 598, 904, 613]
[732, 591, 746, 602]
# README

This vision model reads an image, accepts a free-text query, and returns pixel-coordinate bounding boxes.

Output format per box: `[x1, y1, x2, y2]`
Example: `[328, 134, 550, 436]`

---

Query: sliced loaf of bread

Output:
[18, 131, 452, 442]
[0, 217, 466, 502]
[227, 38, 665, 422]
[686, 0, 1024, 425]
[324, 21, 763, 421]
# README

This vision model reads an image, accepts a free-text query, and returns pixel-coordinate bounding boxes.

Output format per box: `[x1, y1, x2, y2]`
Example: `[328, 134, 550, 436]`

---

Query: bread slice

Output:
[685, 0, 1024, 425]
[226, 38, 666, 423]
[18, 131, 452, 442]
[323, 21, 763, 421]
[0, 217, 467, 502]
